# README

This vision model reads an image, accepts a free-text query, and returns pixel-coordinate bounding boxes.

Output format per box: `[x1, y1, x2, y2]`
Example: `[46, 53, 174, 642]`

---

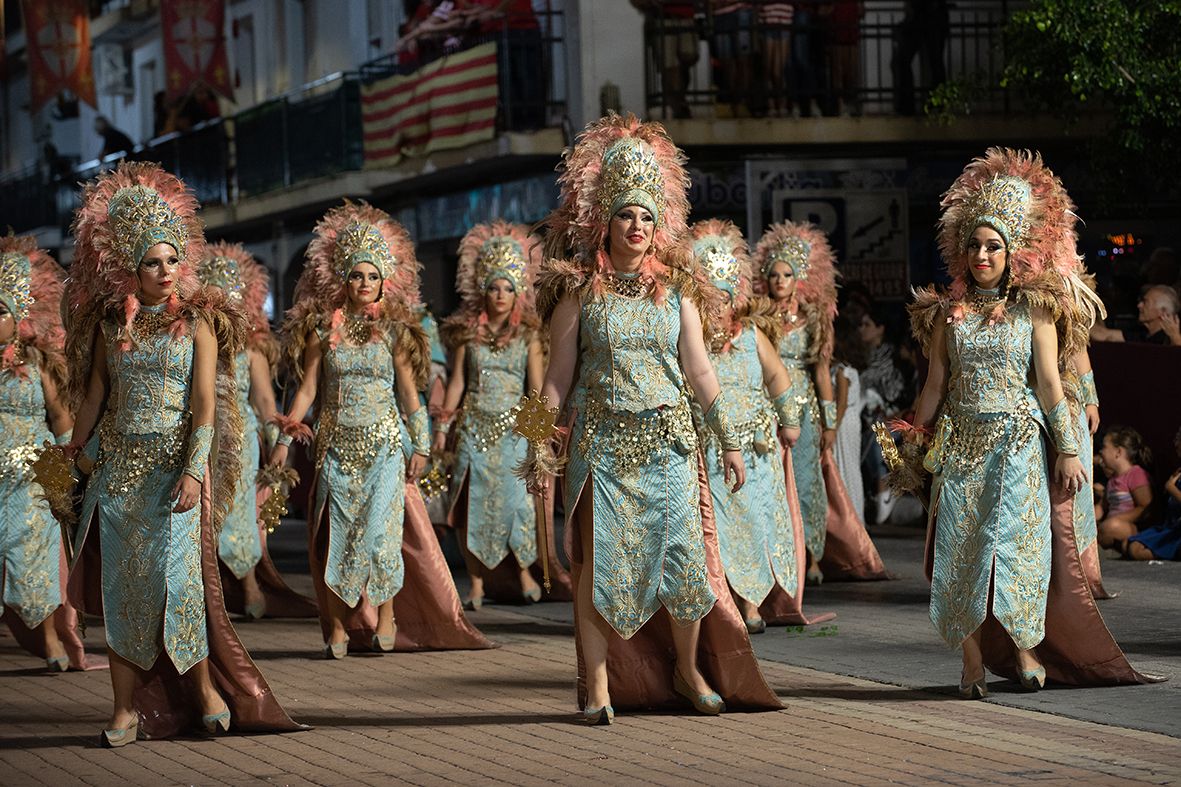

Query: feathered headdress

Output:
[921, 148, 1103, 357]
[0, 234, 67, 386]
[690, 219, 769, 351]
[751, 221, 839, 362]
[444, 220, 539, 349]
[69, 161, 204, 348]
[200, 241, 277, 363]
[282, 200, 428, 385]
[537, 113, 715, 321]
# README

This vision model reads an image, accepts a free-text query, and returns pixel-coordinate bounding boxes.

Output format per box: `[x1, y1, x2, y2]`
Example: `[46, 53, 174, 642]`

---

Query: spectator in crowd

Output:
[467, 0, 545, 129]
[791, 1, 826, 117]
[858, 305, 912, 524]
[759, 1, 793, 117]
[891, 0, 948, 115]
[831, 315, 868, 520]
[1091, 284, 1181, 346]
[1126, 427, 1181, 561]
[829, 0, 864, 116]
[635, 1, 700, 119]
[94, 116, 135, 159]
[712, 1, 753, 115]
[1096, 426, 1153, 552]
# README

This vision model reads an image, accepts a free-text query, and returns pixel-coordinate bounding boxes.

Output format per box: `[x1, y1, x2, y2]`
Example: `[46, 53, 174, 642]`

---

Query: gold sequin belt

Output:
[317, 407, 402, 476]
[579, 396, 697, 476]
[938, 403, 1039, 475]
[461, 401, 521, 453]
[99, 417, 188, 498]
[700, 407, 777, 455]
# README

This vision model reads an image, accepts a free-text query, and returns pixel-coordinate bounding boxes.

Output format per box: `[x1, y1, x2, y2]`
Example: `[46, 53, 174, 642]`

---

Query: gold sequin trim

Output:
[317, 407, 402, 476]
[461, 401, 521, 453]
[580, 396, 697, 476]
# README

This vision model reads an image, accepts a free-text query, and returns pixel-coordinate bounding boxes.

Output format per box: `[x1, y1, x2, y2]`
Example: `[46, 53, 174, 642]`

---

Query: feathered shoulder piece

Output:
[0, 234, 67, 389]
[906, 286, 952, 357]
[537, 113, 691, 316]
[742, 295, 785, 349]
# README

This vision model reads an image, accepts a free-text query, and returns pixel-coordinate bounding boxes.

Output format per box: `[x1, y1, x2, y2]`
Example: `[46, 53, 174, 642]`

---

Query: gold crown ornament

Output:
[196, 255, 244, 301]
[693, 236, 740, 296]
[763, 236, 812, 280]
[478, 236, 529, 292]
[333, 221, 395, 281]
[956, 175, 1033, 252]
[0, 252, 34, 322]
[106, 185, 188, 271]
[598, 137, 667, 225]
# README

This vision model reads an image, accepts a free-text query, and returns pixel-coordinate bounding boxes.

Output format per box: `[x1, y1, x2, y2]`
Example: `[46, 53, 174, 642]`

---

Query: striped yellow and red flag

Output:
[362, 42, 499, 169]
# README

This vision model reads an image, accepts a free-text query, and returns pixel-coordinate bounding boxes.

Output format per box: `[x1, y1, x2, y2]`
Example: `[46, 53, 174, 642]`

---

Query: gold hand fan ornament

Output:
[256, 464, 300, 534]
[28, 442, 79, 560]
[513, 390, 559, 593]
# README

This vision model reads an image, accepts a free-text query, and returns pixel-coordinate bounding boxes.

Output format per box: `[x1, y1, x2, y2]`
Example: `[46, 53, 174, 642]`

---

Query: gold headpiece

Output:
[478, 237, 529, 292]
[0, 252, 34, 322]
[197, 255, 244, 301]
[956, 175, 1032, 251]
[106, 185, 188, 271]
[598, 137, 666, 224]
[763, 236, 812, 279]
[333, 221, 395, 281]
[693, 236, 740, 296]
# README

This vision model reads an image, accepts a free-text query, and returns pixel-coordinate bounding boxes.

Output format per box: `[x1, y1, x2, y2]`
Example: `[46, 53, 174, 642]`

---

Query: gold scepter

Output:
[513, 390, 560, 594]
[28, 442, 80, 562]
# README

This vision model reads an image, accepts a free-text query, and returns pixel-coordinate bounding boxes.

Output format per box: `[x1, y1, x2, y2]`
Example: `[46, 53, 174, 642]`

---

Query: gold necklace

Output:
[968, 288, 1003, 311]
[342, 313, 372, 345]
[133, 308, 174, 340]
[604, 273, 647, 298]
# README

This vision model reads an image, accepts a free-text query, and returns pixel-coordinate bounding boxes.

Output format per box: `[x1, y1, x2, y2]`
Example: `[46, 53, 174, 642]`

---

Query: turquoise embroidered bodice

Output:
[465, 337, 527, 413]
[0, 367, 47, 482]
[945, 301, 1038, 417]
[578, 289, 684, 412]
[322, 337, 398, 428]
[105, 310, 194, 435]
[777, 323, 810, 369]
[706, 328, 775, 453]
[0, 365, 44, 417]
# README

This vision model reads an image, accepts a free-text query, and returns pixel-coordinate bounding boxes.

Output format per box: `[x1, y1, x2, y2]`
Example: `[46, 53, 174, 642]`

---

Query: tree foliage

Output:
[1001, 0, 1181, 196]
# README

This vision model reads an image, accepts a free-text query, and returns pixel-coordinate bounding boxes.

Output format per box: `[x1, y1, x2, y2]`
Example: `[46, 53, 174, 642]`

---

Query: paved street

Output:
[2, 523, 1178, 786]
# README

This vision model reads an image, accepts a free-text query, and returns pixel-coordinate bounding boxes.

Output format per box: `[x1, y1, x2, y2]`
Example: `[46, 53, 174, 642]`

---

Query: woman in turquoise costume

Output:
[197, 242, 317, 620]
[64, 162, 299, 745]
[0, 235, 98, 672]
[525, 114, 780, 725]
[435, 220, 571, 606]
[752, 223, 888, 585]
[271, 201, 490, 658]
[901, 148, 1155, 697]
[688, 218, 826, 633]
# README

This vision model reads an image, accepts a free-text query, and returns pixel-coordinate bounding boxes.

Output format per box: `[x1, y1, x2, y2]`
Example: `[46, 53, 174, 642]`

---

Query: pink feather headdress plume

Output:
[447, 220, 539, 348]
[0, 234, 66, 383]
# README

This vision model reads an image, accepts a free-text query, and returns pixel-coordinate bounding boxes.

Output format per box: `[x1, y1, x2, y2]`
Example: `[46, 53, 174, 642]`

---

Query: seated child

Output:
[1127, 426, 1181, 561]
[1096, 425, 1153, 551]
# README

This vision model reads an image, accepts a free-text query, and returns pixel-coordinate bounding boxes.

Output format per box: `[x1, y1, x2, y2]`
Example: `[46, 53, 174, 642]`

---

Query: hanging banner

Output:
[21, 0, 96, 112]
[161, 0, 234, 102]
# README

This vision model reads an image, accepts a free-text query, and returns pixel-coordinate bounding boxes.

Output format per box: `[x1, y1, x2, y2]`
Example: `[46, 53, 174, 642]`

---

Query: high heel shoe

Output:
[201, 707, 231, 735]
[463, 595, 483, 612]
[1018, 665, 1046, 692]
[582, 704, 615, 726]
[522, 586, 542, 604]
[672, 670, 725, 715]
[45, 655, 69, 672]
[805, 566, 824, 586]
[958, 671, 988, 700]
[243, 600, 266, 621]
[371, 633, 396, 653]
[100, 719, 139, 748]
[323, 641, 348, 660]
[745, 617, 766, 635]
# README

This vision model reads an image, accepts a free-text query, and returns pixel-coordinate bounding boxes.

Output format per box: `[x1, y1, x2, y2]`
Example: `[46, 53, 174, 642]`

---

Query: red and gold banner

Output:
[21, 0, 96, 112]
[161, 0, 233, 102]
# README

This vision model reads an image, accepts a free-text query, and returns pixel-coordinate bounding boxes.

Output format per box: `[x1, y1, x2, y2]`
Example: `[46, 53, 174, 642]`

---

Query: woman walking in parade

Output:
[901, 148, 1157, 696]
[0, 234, 103, 672]
[688, 219, 833, 632]
[270, 201, 491, 658]
[753, 222, 888, 584]
[197, 243, 317, 620]
[435, 221, 571, 607]
[64, 161, 300, 745]
[524, 114, 781, 724]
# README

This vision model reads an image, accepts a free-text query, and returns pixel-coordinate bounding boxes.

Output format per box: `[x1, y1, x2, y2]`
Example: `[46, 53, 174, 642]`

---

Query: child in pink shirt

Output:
[1096, 426, 1154, 550]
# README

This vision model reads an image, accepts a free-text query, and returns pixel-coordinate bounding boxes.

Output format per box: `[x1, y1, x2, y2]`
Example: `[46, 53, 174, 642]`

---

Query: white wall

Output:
[568, 0, 646, 129]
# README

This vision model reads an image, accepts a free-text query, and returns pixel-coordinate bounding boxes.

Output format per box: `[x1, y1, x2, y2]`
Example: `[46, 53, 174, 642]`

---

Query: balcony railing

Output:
[0, 8, 566, 235]
[642, 0, 1017, 119]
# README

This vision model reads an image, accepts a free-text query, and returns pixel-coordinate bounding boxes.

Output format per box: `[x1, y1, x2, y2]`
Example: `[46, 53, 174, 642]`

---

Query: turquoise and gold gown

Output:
[452, 336, 536, 570]
[313, 329, 406, 607]
[79, 308, 208, 673]
[566, 285, 715, 639]
[0, 361, 61, 629]
[218, 350, 263, 578]
[928, 299, 1051, 649]
[700, 328, 798, 607]
[1072, 408, 1097, 554]
[777, 324, 827, 558]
